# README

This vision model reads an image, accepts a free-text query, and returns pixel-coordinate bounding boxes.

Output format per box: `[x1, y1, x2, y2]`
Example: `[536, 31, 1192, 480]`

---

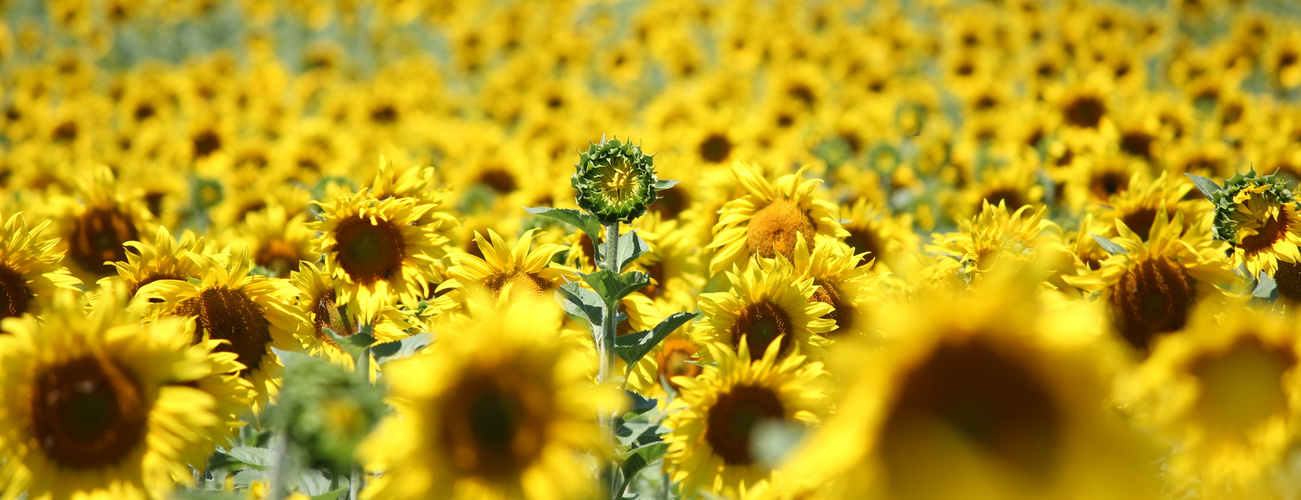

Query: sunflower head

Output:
[572, 136, 661, 225]
[1202, 170, 1301, 277]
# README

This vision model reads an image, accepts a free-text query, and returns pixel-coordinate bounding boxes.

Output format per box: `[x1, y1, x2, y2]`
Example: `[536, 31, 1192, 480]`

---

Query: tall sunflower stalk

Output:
[530, 136, 693, 499]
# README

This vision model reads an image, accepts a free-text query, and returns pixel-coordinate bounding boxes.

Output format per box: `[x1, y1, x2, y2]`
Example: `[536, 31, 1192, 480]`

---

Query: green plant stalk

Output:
[600, 222, 620, 500]
[268, 432, 291, 500]
[351, 344, 371, 500]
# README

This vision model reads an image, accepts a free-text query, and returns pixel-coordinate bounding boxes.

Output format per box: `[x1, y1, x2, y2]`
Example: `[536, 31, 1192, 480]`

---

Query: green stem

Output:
[599, 223, 621, 500]
[351, 345, 371, 499]
[268, 432, 291, 500]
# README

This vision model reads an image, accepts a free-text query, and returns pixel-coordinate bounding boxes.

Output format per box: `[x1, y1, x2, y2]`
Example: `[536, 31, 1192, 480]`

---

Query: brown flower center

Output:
[1063, 95, 1106, 129]
[1276, 261, 1301, 302]
[476, 167, 518, 194]
[175, 287, 272, 377]
[810, 279, 852, 336]
[484, 270, 553, 298]
[334, 217, 405, 286]
[441, 369, 548, 479]
[1109, 256, 1196, 354]
[705, 384, 786, 465]
[312, 288, 356, 349]
[698, 133, 732, 164]
[1190, 337, 1296, 435]
[31, 356, 147, 469]
[746, 199, 817, 260]
[1238, 209, 1292, 255]
[880, 339, 1062, 498]
[1090, 171, 1129, 201]
[0, 264, 33, 321]
[1119, 206, 1159, 242]
[730, 300, 794, 358]
[1119, 131, 1155, 161]
[845, 225, 883, 263]
[70, 207, 139, 278]
[256, 239, 303, 278]
[655, 337, 703, 390]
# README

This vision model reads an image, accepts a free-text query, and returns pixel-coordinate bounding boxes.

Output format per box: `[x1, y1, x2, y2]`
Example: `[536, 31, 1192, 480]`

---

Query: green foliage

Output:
[266, 349, 387, 476]
[614, 312, 697, 367]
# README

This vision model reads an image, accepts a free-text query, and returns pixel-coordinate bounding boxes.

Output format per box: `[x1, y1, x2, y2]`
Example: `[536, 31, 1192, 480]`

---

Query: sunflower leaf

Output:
[296, 469, 332, 496]
[654, 178, 681, 191]
[615, 312, 697, 366]
[272, 347, 323, 370]
[618, 442, 669, 494]
[595, 230, 650, 273]
[323, 325, 375, 360]
[558, 282, 606, 327]
[583, 270, 651, 305]
[228, 446, 275, 469]
[372, 332, 435, 366]
[524, 206, 601, 242]
[1185, 173, 1222, 201]
[310, 490, 346, 500]
[1253, 271, 1279, 300]
[1092, 234, 1128, 255]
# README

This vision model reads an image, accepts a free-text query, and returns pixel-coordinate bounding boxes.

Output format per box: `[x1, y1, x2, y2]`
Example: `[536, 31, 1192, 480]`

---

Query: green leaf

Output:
[1185, 173, 1222, 201]
[557, 282, 606, 327]
[323, 324, 375, 360]
[228, 446, 275, 468]
[596, 230, 650, 273]
[372, 332, 434, 366]
[654, 179, 681, 191]
[619, 442, 669, 493]
[614, 312, 696, 366]
[582, 270, 651, 305]
[296, 469, 332, 496]
[311, 490, 347, 500]
[524, 206, 601, 241]
[272, 347, 321, 370]
[1254, 271, 1278, 300]
[1092, 234, 1128, 255]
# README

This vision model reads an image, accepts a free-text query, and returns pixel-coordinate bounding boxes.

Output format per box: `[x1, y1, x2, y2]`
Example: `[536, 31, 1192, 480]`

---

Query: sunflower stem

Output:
[600, 222, 621, 500]
[268, 432, 291, 500]
[351, 344, 371, 499]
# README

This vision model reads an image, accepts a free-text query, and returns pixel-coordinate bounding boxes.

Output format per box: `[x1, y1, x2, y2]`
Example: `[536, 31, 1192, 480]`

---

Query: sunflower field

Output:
[5, 0, 1301, 498]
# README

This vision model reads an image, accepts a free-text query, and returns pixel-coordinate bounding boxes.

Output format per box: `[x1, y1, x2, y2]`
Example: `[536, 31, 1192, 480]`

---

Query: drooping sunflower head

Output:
[784, 277, 1161, 500]
[1124, 302, 1301, 492]
[663, 336, 831, 497]
[0, 286, 244, 499]
[708, 161, 848, 277]
[359, 294, 609, 500]
[696, 252, 835, 363]
[310, 190, 448, 323]
[1065, 205, 1239, 357]
[1203, 170, 1301, 278]
[0, 212, 82, 324]
[571, 136, 663, 226]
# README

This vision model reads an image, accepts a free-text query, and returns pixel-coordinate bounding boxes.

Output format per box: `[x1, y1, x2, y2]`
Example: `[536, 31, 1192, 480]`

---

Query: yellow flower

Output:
[1064, 205, 1238, 356]
[232, 203, 315, 279]
[0, 287, 240, 499]
[100, 225, 219, 300]
[1123, 303, 1301, 493]
[55, 165, 157, 283]
[289, 260, 412, 366]
[136, 250, 308, 411]
[695, 252, 834, 362]
[785, 277, 1161, 500]
[435, 229, 575, 313]
[707, 161, 848, 277]
[0, 212, 81, 323]
[662, 337, 830, 498]
[839, 198, 918, 275]
[1225, 184, 1301, 278]
[359, 294, 609, 500]
[759, 237, 884, 340]
[310, 190, 448, 324]
[925, 201, 1069, 290]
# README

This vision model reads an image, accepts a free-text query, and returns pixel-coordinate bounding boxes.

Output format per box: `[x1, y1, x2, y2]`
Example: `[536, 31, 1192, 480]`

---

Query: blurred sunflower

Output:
[696, 252, 834, 362]
[839, 199, 917, 274]
[1093, 171, 1196, 243]
[136, 250, 308, 410]
[435, 229, 575, 313]
[359, 294, 609, 500]
[784, 277, 1161, 500]
[235, 204, 314, 279]
[662, 337, 830, 498]
[1125, 303, 1301, 493]
[0, 287, 241, 499]
[708, 162, 848, 277]
[926, 201, 1069, 289]
[57, 165, 156, 282]
[1065, 206, 1237, 356]
[311, 190, 448, 324]
[0, 212, 81, 323]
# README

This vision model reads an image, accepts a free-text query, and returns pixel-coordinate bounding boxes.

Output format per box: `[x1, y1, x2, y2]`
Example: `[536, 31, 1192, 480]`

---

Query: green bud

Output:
[1205, 170, 1298, 243]
[572, 136, 673, 226]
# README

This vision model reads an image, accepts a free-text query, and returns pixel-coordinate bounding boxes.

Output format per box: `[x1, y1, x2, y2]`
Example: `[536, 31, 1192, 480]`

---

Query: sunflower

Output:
[1091, 171, 1197, 243]
[695, 252, 834, 363]
[648, 328, 707, 400]
[101, 225, 218, 301]
[0, 287, 243, 499]
[367, 155, 458, 228]
[1064, 206, 1238, 356]
[925, 201, 1070, 290]
[289, 260, 411, 367]
[310, 190, 448, 324]
[662, 337, 830, 498]
[1124, 303, 1301, 493]
[0, 212, 81, 323]
[784, 277, 1161, 500]
[758, 237, 882, 340]
[708, 161, 848, 277]
[56, 165, 157, 282]
[135, 250, 309, 411]
[838, 198, 917, 275]
[434, 229, 575, 313]
[359, 294, 609, 500]
[234, 204, 315, 279]
[1213, 176, 1301, 278]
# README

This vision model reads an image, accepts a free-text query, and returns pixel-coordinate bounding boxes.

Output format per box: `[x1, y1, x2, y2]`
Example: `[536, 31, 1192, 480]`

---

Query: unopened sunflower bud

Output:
[572, 136, 669, 226]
